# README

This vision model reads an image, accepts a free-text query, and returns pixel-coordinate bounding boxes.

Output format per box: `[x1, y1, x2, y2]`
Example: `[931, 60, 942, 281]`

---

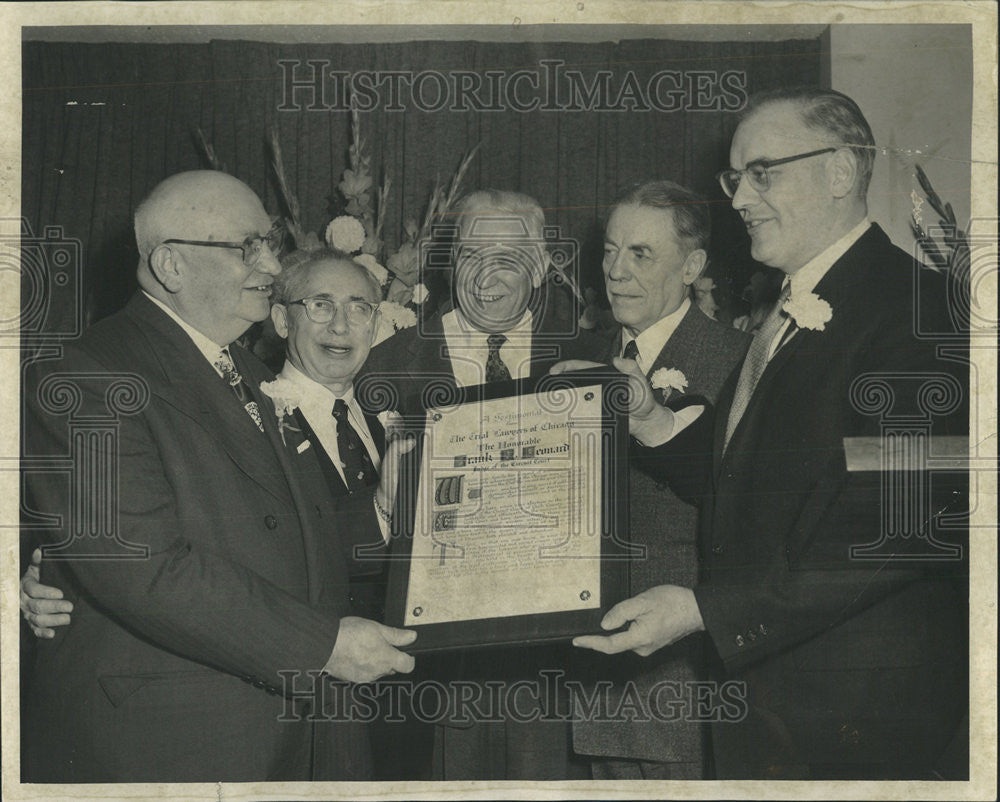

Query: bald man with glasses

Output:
[20, 171, 416, 783]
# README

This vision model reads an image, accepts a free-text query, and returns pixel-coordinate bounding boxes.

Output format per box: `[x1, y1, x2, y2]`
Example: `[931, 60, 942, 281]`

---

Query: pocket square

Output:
[296, 440, 312, 454]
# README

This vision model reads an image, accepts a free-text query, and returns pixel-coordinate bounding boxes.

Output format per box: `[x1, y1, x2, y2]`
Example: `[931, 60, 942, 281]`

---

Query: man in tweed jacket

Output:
[572, 181, 748, 779]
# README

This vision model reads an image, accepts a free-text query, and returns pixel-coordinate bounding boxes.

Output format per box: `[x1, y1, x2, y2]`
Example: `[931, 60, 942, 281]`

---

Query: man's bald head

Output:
[134, 170, 280, 345]
[135, 171, 267, 265]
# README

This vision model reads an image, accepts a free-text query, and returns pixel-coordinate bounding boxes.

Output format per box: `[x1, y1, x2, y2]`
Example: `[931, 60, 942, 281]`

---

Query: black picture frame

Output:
[384, 367, 630, 653]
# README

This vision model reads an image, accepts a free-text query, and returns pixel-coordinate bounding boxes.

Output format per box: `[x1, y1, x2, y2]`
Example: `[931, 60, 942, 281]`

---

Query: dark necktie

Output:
[621, 338, 640, 363]
[485, 333, 512, 383]
[724, 283, 792, 451]
[214, 348, 264, 433]
[332, 398, 377, 493]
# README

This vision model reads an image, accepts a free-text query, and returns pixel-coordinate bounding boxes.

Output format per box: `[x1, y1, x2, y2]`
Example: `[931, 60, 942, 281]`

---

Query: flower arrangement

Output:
[263, 104, 482, 345]
[199, 104, 585, 357]
[909, 163, 970, 331]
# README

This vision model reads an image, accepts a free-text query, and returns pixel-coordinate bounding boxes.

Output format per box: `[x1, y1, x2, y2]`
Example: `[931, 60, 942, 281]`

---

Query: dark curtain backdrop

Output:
[22, 37, 821, 328]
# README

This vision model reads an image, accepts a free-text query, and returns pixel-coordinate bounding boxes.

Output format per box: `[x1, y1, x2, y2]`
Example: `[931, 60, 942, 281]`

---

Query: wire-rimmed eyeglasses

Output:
[716, 147, 837, 198]
[162, 221, 285, 267]
[288, 296, 377, 327]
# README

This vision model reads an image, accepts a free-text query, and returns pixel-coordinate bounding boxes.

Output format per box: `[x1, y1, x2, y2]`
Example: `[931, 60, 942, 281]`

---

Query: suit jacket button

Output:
[759, 624, 768, 636]
[746, 630, 757, 642]
[735, 635, 745, 647]
[712, 545, 723, 555]
[264, 515, 278, 530]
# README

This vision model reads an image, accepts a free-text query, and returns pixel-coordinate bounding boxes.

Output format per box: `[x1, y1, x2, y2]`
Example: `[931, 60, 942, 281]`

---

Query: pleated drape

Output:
[21, 37, 821, 331]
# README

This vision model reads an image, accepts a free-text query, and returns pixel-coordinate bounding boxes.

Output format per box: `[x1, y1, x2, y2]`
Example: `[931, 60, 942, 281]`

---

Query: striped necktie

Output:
[723, 283, 792, 451]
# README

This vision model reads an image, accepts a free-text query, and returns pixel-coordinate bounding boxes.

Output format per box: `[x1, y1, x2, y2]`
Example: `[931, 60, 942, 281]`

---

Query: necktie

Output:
[621, 338, 640, 363]
[332, 399, 377, 493]
[724, 283, 792, 451]
[485, 333, 512, 383]
[214, 348, 264, 433]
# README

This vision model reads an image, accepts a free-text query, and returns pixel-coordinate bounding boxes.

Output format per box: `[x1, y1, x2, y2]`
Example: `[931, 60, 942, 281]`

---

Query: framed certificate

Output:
[384, 367, 630, 652]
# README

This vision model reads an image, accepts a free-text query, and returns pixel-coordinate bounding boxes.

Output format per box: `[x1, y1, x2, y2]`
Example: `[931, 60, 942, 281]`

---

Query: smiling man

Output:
[270, 251, 387, 501]
[356, 189, 601, 781]
[20, 171, 416, 782]
[570, 88, 969, 780]
[358, 189, 600, 410]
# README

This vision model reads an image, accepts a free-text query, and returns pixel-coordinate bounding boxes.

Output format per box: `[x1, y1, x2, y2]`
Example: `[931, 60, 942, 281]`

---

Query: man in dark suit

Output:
[570, 88, 968, 779]
[268, 250, 390, 616]
[267, 248, 433, 781]
[572, 181, 748, 779]
[20, 170, 416, 782]
[358, 189, 600, 414]
[357, 189, 601, 781]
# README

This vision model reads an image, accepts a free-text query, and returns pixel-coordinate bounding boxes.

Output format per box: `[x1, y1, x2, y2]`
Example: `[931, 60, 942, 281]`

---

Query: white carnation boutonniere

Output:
[259, 377, 304, 445]
[649, 367, 689, 403]
[783, 291, 833, 331]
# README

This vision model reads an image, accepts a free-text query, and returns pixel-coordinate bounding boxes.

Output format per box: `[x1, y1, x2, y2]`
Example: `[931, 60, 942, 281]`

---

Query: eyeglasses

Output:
[288, 297, 377, 327]
[716, 147, 837, 198]
[162, 222, 285, 267]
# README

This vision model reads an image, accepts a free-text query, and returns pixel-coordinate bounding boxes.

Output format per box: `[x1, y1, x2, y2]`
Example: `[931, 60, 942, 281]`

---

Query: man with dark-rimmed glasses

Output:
[570, 87, 968, 780]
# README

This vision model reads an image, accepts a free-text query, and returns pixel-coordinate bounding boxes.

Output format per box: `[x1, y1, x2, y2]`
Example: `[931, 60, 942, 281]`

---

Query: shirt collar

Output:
[142, 290, 230, 368]
[622, 297, 691, 371]
[443, 308, 534, 343]
[279, 359, 355, 405]
[788, 218, 871, 297]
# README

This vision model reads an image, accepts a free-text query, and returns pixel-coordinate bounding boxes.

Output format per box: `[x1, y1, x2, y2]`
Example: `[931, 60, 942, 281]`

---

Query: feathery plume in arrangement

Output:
[193, 127, 226, 173]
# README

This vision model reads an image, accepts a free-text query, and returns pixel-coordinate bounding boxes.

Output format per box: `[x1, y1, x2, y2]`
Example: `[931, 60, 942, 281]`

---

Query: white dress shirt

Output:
[766, 218, 870, 361]
[143, 291, 230, 374]
[620, 297, 691, 373]
[638, 218, 872, 448]
[441, 309, 534, 387]
[277, 361, 382, 486]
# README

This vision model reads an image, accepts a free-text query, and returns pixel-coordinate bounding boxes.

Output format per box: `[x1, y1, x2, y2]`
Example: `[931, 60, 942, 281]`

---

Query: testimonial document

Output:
[402, 383, 605, 626]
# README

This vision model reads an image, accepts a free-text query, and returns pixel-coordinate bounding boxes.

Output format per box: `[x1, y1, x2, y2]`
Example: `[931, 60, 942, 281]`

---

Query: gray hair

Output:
[452, 189, 546, 241]
[611, 180, 711, 253]
[272, 248, 381, 305]
[742, 87, 876, 196]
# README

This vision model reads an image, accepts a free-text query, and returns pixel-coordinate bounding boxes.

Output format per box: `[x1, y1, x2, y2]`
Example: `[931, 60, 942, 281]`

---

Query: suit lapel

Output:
[527, 337, 568, 377]
[717, 225, 879, 468]
[291, 408, 350, 497]
[410, 313, 459, 401]
[643, 304, 705, 401]
[600, 332, 619, 364]
[365, 413, 386, 458]
[126, 296, 293, 507]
